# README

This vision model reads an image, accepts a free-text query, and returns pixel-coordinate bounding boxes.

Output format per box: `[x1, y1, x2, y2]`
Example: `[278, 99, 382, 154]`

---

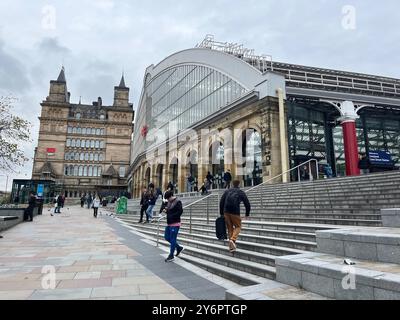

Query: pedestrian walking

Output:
[163, 191, 184, 262]
[80, 195, 85, 208]
[219, 180, 251, 252]
[93, 195, 101, 218]
[87, 194, 93, 209]
[24, 192, 36, 222]
[146, 185, 157, 223]
[139, 187, 148, 223]
[223, 169, 232, 189]
[186, 173, 194, 192]
[358, 153, 370, 175]
[55, 194, 63, 213]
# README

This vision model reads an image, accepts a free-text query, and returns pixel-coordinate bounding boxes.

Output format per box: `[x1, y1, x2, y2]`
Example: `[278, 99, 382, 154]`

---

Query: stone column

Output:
[338, 101, 360, 176]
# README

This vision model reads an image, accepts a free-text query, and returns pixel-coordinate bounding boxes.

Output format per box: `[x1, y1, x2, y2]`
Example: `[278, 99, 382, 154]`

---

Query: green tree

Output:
[0, 96, 31, 172]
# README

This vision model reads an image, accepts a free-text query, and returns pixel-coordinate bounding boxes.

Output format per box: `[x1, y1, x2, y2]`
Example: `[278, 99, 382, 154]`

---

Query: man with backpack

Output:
[219, 180, 251, 252]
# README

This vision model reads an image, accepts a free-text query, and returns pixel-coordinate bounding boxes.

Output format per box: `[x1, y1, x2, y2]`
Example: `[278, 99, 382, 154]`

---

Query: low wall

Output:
[0, 207, 39, 232]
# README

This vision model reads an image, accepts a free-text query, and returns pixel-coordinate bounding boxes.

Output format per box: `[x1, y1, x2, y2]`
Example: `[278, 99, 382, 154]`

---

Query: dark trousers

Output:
[164, 226, 182, 258]
[139, 205, 148, 222]
[25, 208, 33, 221]
[93, 207, 98, 217]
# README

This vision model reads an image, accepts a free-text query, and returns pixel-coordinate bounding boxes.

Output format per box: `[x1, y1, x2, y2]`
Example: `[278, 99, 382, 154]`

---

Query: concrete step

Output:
[275, 252, 400, 300]
[130, 221, 309, 257]
[118, 215, 317, 242]
[132, 227, 277, 281]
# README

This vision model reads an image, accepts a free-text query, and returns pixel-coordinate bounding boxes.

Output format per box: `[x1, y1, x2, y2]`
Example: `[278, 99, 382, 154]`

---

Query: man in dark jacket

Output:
[223, 169, 232, 189]
[358, 153, 370, 175]
[25, 192, 36, 222]
[163, 191, 184, 262]
[219, 180, 251, 252]
[139, 187, 148, 223]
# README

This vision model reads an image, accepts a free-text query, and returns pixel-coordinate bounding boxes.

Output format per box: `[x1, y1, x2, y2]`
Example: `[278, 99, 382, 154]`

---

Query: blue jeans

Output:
[164, 226, 182, 258]
[146, 205, 155, 220]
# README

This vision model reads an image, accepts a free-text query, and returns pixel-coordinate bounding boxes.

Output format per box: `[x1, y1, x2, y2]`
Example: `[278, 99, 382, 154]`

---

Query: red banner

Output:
[47, 148, 56, 155]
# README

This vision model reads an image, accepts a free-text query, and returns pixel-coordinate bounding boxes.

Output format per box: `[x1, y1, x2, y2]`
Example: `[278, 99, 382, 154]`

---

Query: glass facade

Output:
[132, 64, 247, 160]
[288, 99, 400, 178]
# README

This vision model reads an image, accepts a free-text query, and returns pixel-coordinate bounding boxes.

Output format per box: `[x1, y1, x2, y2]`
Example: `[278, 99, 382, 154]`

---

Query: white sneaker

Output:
[229, 240, 236, 252]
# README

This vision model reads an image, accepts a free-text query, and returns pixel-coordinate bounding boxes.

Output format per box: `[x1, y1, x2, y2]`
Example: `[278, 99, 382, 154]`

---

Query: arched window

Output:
[77, 127, 82, 134]
[85, 140, 90, 148]
[65, 153, 69, 160]
[90, 153, 94, 161]
[69, 165, 74, 176]
[95, 141, 99, 149]
[76, 139, 80, 147]
[91, 140, 95, 148]
[75, 152, 79, 161]
[74, 165, 78, 176]
[80, 153, 84, 161]
[100, 114, 105, 120]
[67, 126, 72, 133]
[64, 165, 68, 175]
[99, 154, 104, 161]
[83, 166, 88, 176]
[100, 129, 105, 135]
[98, 166, 102, 176]
[92, 128, 96, 135]
[66, 139, 71, 147]
[78, 166, 83, 176]
[82, 128, 87, 134]
[93, 166, 98, 176]
[76, 113, 81, 119]
[72, 127, 77, 134]
[71, 139, 76, 147]
[81, 140, 85, 148]
[88, 166, 93, 176]
[94, 154, 99, 161]
[85, 153, 89, 161]
[100, 141, 104, 148]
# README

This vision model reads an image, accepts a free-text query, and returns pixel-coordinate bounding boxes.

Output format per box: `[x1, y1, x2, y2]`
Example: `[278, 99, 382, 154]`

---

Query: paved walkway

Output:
[0, 206, 188, 300]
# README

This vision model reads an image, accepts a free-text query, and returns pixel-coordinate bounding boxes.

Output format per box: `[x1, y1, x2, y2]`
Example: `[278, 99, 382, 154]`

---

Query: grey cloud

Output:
[0, 39, 31, 93]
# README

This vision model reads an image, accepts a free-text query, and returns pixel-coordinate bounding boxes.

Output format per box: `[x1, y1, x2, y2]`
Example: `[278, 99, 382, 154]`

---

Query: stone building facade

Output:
[32, 67, 134, 199]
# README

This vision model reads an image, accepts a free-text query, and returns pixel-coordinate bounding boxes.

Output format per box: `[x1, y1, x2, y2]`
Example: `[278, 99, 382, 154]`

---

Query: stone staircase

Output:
[117, 171, 400, 299]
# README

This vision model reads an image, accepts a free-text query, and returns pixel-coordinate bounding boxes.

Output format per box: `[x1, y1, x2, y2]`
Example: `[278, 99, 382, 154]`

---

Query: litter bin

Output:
[115, 196, 128, 214]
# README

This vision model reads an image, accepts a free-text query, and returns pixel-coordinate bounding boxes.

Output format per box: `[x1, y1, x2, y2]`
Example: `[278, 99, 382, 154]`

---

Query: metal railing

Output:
[159, 159, 318, 237]
[245, 159, 319, 207]
[155, 213, 166, 247]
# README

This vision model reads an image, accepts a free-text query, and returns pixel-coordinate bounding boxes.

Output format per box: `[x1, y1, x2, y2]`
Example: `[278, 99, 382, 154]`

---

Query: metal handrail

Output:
[155, 213, 166, 247]
[175, 159, 318, 236]
[245, 159, 319, 207]
[245, 159, 319, 193]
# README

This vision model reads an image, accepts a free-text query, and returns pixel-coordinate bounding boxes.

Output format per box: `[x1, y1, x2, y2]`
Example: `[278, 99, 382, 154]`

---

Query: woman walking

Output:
[163, 191, 184, 262]
[146, 184, 157, 223]
[93, 195, 101, 218]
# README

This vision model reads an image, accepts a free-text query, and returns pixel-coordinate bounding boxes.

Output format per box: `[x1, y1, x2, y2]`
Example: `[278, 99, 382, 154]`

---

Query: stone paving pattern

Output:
[0, 206, 188, 300]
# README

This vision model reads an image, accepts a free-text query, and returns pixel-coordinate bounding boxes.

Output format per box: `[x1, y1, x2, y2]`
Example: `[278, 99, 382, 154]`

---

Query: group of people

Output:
[140, 170, 251, 263]
[139, 183, 163, 224]
[79, 194, 103, 218]
[198, 170, 233, 195]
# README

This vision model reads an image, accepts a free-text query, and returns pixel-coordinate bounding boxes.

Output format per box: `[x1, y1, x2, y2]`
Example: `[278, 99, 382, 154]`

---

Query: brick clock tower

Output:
[32, 67, 134, 200]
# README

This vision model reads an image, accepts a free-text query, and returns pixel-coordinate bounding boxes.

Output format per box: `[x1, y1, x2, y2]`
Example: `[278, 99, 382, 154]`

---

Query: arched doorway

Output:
[145, 167, 151, 187]
[169, 157, 178, 192]
[209, 141, 224, 189]
[242, 129, 263, 187]
[188, 150, 198, 188]
[156, 164, 163, 189]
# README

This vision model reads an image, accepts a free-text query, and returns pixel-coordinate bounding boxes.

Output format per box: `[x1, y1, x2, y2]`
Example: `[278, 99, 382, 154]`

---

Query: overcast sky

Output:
[1, 0, 400, 191]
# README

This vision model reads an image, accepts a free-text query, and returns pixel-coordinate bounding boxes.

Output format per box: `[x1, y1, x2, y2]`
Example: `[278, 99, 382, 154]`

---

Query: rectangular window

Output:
[119, 166, 126, 178]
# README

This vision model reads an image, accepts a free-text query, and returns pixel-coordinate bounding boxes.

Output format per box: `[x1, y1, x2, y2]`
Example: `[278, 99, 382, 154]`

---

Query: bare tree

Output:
[0, 96, 31, 172]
